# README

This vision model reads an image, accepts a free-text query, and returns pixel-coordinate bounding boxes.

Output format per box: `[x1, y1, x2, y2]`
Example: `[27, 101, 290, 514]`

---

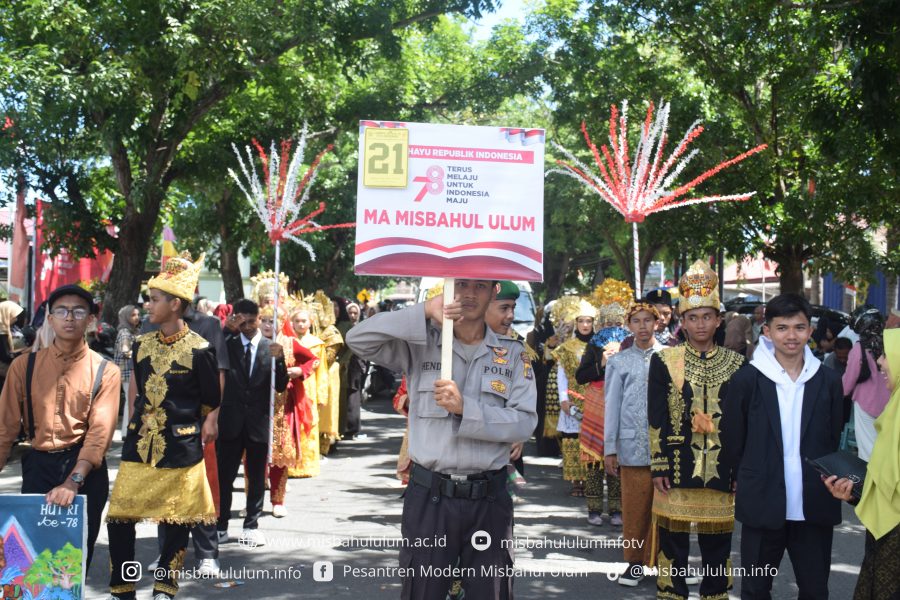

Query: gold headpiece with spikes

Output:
[147, 251, 204, 301]
[290, 291, 323, 332]
[592, 279, 634, 326]
[678, 260, 720, 313]
[550, 295, 596, 328]
[250, 271, 290, 306]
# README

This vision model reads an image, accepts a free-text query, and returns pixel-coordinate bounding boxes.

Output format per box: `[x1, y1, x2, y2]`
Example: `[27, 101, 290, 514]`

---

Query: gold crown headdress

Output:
[250, 271, 290, 306]
[290, 291, 324, 332]
[550, 295, 596, 328]
[678, 260, 720, 312]
[592, 279, 634, 326]
[147, 251, 204, 301]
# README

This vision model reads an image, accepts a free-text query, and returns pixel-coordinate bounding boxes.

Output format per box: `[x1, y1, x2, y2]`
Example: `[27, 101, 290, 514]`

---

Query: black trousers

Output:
[740, 521, 834, 599]
[20, 447, 108, 571]
[157, 521, 218, 559]
[400, 467, 514, 600]
[216, 432, 267, 531]
[108, 521, 190, 599]
[657, 526, 733, 600]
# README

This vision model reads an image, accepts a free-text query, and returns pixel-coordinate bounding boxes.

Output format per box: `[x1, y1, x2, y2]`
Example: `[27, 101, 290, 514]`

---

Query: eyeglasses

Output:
[50, 307, 90, 320]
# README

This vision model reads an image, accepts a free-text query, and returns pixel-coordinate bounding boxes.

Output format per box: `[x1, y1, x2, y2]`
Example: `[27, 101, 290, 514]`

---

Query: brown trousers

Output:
[620, 465, 653, 565]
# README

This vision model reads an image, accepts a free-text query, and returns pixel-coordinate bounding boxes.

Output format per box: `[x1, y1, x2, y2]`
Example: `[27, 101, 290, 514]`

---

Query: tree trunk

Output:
[809, 270, 821, 305]
[101, 206, 160, 323]
[540, 251, 570, 304]
[216, 190, 245, 303]
[776, 251, 805, 295]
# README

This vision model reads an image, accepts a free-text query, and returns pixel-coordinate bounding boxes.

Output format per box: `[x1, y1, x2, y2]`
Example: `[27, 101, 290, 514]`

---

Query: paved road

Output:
[1, 393, 865, 599]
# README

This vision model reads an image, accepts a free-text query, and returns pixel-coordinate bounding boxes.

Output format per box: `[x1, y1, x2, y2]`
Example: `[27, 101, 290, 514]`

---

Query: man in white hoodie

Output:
[721, 293, 844, 599]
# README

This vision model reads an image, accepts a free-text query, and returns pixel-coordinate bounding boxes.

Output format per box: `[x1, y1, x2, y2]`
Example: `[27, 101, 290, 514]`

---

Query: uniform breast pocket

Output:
[415, 376, 449, 418]
[481, 376, 511, 413]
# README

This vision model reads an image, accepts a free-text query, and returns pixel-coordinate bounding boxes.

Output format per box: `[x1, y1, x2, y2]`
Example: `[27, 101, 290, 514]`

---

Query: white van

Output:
[415, 277, 537, 337]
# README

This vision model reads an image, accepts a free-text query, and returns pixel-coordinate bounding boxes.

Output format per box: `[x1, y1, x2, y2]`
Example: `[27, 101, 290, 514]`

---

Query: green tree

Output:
[0, 0, 505, 321]
[592, 0, 895, 293]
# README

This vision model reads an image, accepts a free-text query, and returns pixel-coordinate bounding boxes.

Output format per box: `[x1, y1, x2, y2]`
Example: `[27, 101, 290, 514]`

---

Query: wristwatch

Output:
[69, 473, 85, 488]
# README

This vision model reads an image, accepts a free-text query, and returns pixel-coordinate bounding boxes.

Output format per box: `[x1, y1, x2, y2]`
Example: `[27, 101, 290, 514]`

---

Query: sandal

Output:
[570, 483, 585, 497]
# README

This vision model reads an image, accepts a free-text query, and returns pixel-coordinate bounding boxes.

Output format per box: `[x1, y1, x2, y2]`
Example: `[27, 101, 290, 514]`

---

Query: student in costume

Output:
[106, 254, 219, 600]
[648, 261, 745, 600]
[552, 297, 597, 498]
[258, 304, 319, 517]
[288, 300, 329, 477]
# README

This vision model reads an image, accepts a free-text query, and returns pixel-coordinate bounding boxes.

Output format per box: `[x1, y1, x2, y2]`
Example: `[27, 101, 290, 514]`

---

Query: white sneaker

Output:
[272, 504, 288, 518]
[196, 558, 221, 578]
[216, 530, 229, 544]
[147, 554, 161, 570]
[238, 507, 247, 517]
[239, 528, 266, 548]
[153, 594, 172, 600]
[587, 512, 604, 526]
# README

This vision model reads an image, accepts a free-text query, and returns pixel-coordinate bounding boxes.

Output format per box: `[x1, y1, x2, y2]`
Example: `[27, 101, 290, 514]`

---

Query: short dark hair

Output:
[765, 293, 812, 323]
[834, 337, 853, 351]
[159, 291, 188, 316]
[233, 299, 259, 316]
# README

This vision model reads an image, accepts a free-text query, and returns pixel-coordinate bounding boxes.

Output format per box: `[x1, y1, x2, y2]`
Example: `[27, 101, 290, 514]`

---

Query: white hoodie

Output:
[750, 336, 821, 521]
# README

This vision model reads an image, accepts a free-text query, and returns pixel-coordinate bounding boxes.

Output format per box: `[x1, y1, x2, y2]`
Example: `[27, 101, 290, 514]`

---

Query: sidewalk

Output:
[1, 393, 866, 598]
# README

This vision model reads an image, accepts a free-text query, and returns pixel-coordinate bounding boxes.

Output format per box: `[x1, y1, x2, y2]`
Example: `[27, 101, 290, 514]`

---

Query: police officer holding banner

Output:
[346, 278, 537, 600]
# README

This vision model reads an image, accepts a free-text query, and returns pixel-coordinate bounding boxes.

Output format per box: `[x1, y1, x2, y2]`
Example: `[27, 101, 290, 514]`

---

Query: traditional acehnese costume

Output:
[107, 254, 219, 600]
[648, 261, 744, 600]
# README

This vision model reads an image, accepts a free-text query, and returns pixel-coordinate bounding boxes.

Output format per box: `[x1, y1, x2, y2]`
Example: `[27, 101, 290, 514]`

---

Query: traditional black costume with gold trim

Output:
[108, 328, 220, 524]
[647, 260, 745, 600]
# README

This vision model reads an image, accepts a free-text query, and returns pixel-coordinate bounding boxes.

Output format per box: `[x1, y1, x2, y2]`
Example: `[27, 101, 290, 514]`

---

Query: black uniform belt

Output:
[410, 463, 506, 500]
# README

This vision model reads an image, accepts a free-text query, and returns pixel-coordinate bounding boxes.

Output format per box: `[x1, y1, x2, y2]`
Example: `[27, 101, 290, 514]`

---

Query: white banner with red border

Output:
[354, 121, 544, 281]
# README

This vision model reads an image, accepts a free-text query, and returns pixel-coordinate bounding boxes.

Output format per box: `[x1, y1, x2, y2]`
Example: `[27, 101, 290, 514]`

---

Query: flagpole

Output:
[633, 222, 642, 296]
[268, 241, 280, 464]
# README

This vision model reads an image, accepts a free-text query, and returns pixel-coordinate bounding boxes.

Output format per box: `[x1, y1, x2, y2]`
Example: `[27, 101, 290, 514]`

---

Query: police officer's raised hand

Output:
[425, 295, 464, 324]
[434, 379, 463, 414]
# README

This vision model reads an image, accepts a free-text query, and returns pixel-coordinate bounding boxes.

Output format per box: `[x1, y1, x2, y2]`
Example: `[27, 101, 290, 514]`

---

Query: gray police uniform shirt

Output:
[603, 340, 663, 467]
[346, 303, 537, 475]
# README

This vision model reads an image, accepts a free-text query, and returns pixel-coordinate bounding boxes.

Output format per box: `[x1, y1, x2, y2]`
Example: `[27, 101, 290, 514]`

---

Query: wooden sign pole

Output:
[440, 277, 455, 380]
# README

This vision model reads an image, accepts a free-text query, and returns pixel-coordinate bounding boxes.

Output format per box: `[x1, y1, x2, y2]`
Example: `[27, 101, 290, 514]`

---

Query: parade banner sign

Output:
[355, 121, 545, 281]
[0, 494, 87, 600]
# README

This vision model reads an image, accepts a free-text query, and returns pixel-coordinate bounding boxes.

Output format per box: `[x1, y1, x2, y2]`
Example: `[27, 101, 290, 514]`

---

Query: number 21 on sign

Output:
[363, 127, 409, 188]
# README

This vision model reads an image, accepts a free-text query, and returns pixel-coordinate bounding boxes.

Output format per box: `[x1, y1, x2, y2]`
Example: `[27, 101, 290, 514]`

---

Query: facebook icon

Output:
[313, 561, 334, 582]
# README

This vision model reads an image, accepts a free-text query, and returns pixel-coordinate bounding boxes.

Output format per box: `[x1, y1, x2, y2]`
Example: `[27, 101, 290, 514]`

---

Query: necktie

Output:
[244, 342, 252, 378]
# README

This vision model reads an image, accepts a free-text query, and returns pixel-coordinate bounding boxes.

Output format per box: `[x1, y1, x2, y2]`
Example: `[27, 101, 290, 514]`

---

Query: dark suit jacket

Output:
[219, 332, 288, 443]
[721, 363, 844, 529]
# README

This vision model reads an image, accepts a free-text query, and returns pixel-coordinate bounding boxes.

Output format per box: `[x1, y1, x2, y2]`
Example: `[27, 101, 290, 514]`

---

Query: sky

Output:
[470, 0, 529, 40]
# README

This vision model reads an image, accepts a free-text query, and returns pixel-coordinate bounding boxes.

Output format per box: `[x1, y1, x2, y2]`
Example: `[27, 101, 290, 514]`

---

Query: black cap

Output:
[644, 289, 672, 308]
[47, 284, 99, 315]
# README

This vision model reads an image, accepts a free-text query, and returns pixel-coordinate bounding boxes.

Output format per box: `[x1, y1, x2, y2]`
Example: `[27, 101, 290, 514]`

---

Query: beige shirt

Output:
[0, 340, 120, 470]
